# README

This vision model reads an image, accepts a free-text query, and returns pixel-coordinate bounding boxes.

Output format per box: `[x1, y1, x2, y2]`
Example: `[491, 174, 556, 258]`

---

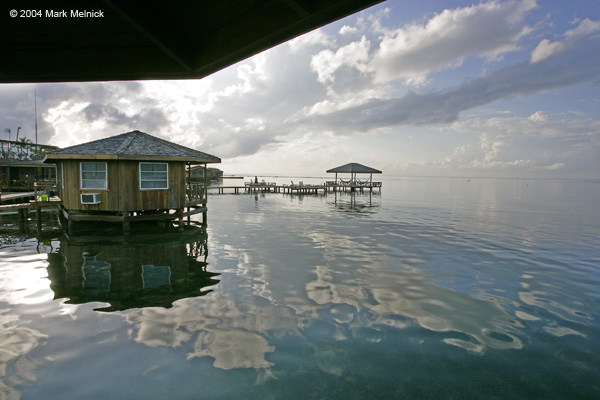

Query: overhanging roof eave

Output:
[44, 153, 221, 163]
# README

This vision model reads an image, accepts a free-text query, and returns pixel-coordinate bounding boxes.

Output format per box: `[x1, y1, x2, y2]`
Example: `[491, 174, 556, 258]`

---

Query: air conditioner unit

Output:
[81, 193, 101, 204]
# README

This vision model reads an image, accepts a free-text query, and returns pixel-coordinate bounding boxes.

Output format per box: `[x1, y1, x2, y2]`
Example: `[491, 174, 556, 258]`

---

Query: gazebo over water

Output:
[326, 162, 382, 192]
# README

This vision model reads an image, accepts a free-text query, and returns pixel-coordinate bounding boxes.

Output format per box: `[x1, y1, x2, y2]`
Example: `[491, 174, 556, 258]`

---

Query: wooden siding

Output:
[60, 159, 186, 212]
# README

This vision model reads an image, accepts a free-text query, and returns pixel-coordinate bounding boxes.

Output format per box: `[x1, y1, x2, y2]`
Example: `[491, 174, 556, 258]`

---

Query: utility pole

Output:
[35, 89, 38, 146]
[4, 128, 12, 159]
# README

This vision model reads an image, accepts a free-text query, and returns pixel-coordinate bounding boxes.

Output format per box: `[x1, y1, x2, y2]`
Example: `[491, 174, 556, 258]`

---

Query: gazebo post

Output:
[335, 172, 338, 192]
[187, 163, 191, 223]
[203, 163, 208, 225]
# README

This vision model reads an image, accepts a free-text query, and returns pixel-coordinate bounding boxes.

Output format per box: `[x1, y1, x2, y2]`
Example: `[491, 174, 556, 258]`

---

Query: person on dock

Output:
[255, 176, 258, 184]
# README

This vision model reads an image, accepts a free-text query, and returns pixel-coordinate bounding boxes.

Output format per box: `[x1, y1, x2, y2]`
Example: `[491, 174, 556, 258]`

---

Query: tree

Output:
[16, 137, 34, 159]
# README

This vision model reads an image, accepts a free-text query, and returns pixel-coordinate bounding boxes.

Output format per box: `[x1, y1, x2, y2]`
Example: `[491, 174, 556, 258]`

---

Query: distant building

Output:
[188, 165, 223, 182]
[44, 130, 220, 229]
[0, 140, 58, 191]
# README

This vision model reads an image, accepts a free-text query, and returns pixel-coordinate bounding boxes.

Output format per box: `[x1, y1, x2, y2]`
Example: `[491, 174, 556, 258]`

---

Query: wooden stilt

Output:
[178, 208, 184, 230]
[36, 206, 42, 231]
[122, 212, 130, 232]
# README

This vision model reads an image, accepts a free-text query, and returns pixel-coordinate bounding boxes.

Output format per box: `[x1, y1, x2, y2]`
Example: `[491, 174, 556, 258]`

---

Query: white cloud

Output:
[237, 53, 268, 93]
[288, 29, 335, 52]
[339, 25, 357, 36]
[437, 113, 600, 175]
[310, 36, 371, 84]
[371, 0, 538, 84]
[565, 18, 600, 38]
[530, 39, 566, 63]
[314, 27, 600, 131]
[528, 111, 549, 122]
[531, 18, 600, 63]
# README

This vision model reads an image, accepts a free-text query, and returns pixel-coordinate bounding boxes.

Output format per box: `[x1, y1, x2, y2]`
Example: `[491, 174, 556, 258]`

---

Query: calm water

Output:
[1, 177, 599, 399]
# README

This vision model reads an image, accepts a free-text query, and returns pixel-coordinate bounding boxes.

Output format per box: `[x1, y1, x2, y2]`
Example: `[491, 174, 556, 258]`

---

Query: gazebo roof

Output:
[327, 163, 382, 174]
[44, 130, 221, 164]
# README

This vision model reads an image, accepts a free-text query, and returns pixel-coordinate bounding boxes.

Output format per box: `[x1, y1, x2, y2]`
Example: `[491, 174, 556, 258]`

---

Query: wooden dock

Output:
[0, 191, 37, 203]
[0, 197, 62, 232]
[208, 181, 382, 195]
[0, 196, 206, 233]
[1, 179, 382, 231]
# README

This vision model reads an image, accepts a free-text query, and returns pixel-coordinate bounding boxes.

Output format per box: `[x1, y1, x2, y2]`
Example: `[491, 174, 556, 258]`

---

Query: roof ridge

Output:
[115, 131, 139, 154]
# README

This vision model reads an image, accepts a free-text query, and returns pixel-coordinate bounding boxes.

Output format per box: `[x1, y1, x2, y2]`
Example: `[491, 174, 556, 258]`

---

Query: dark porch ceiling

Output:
[1, 0, 384, 83]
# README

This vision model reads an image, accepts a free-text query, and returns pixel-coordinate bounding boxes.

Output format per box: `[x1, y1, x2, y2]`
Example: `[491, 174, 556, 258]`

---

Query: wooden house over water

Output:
[44, 130, 220, 230]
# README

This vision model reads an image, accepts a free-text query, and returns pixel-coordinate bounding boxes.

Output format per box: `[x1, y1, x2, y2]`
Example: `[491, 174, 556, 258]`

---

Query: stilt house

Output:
[43, 130, 220, 229]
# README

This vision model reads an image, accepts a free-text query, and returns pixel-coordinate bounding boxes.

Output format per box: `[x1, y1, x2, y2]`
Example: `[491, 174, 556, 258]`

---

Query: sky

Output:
[1, 0, 599, 179]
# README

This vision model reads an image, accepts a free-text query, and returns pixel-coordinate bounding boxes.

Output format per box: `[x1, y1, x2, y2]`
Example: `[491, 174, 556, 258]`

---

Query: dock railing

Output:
[33, 180, 59, 204]
[186, 182, 207, 204]
[245, 180, 276, 188]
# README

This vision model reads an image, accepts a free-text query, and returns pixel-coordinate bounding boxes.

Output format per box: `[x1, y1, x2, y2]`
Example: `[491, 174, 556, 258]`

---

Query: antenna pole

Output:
[35, 89, 38, 146]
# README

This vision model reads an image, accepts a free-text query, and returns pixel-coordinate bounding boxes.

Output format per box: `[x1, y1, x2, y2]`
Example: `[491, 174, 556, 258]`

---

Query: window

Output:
[80, 162, 107, 189]
[140, 162, 168, 189]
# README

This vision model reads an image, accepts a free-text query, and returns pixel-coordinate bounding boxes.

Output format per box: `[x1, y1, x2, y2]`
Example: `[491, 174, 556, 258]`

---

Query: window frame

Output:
[139, 162, 169, 190]
[80, 161, 108, 190]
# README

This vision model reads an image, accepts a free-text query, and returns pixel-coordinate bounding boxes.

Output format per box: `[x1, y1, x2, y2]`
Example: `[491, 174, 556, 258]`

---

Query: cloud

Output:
[528, 111, 549, 122]
[530, 18, 600, 63]
[288, 29, 336, 52]
[312, 32, 600, 131]
[310, 36, 371, 84]
[530, 39, 566, 63]
[339, 25, 358, 36]
[370, 0, 538, 84]
[82, 103, 168, 129]
[565, 18, 600, 38]
[436, 112, 600, 175]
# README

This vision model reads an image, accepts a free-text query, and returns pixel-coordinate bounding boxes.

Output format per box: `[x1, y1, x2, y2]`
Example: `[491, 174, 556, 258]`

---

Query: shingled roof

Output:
[44, 131, 220, 164]
[327, 163, 381, 174]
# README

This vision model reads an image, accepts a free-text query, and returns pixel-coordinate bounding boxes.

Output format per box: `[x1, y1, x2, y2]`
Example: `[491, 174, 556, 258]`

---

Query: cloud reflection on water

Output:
[0, 178, 598, 399]
[0, 241, 52, 400]
[120, 291, 300, 370]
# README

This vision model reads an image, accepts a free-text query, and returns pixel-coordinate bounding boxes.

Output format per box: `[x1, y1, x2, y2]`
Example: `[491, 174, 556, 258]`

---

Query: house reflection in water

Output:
[46, 224, 219, 311]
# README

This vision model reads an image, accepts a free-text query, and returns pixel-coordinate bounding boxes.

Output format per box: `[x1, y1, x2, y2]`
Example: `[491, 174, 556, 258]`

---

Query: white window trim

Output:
[139, 162, 169, 190]
[80, 161, 107, 190]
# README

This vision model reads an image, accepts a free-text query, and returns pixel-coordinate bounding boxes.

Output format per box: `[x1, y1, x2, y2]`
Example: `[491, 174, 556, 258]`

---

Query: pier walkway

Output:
[0, 196, 62, 231]
[209, 181, 382, 195]
[0, 191, 37, 203]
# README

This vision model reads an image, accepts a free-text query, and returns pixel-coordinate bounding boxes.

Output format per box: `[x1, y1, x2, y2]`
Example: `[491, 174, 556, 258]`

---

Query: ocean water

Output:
[1, 176, 599, 399]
